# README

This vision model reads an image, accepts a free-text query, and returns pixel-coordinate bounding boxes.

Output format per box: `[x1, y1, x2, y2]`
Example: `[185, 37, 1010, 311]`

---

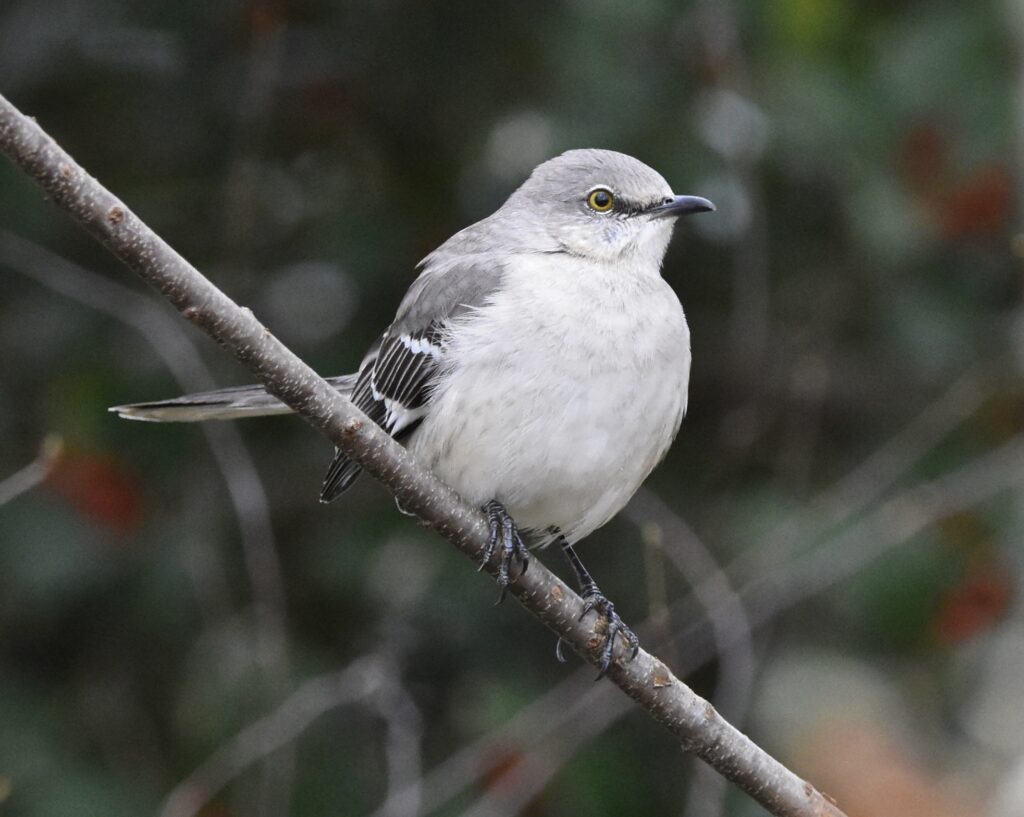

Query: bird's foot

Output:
[480, 500, 530, 602]
[556, 586, 640, 678]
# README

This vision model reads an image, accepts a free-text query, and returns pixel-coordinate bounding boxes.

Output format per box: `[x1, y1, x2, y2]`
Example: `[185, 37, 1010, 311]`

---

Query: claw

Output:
[555, 536, 641, 676]
[578, 589, 640, 679]
[480, 508, 501, 572]
[481, 500, 530, 602]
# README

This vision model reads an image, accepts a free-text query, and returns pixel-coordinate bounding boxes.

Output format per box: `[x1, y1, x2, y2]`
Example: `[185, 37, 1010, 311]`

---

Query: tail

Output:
[110, 374, 358, 422]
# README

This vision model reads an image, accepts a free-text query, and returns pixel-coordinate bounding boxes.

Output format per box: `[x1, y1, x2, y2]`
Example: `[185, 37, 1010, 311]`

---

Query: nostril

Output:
[663, 197, 673, 205]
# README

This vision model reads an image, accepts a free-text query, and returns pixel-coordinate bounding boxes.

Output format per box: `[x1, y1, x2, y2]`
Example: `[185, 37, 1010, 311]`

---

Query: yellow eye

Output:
[587, 188, 615, 213]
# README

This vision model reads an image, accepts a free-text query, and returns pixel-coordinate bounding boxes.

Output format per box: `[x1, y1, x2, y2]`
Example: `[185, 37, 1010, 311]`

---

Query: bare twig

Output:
[729, 368, 987, 590]
[693, 0, 771, 384]
[746, 433, 1024, 619]
[159, 657, 384, 817]
[370, 659, 425, 817]
[159, 648, 422, 817]
[0, 92, 846, 817]
[221, 4, 286, 269]
[628, 488, 756, 724]
[0, 433, 62, 505]
[626, 488, 758, 817]
[453, 688, 632, 817]
[641, 520, 677, 667]
[366, 664, 602, 817]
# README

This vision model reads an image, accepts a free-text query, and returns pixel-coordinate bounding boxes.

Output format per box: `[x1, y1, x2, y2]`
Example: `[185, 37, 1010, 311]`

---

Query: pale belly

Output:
[408, 259, 690, 544]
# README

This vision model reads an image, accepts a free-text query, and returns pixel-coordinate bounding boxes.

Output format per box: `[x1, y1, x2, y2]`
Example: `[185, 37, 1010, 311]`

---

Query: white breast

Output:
[409, 253, 690, 545]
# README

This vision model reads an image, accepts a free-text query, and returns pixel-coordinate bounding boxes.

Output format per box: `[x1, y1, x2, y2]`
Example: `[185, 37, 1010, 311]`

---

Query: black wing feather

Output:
[319, 322, 444, 502]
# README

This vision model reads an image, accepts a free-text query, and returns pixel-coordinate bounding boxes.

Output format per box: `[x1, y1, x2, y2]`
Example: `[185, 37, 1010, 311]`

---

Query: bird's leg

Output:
[480, 499, 530, 602]
[555, 535, 640, 678]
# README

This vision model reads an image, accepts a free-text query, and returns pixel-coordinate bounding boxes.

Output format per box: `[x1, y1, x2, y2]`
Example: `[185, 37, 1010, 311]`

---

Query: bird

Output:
[112, 149, 715, 675]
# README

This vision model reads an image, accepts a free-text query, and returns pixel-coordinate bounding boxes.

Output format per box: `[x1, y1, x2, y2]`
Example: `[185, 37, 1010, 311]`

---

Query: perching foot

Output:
[556, 536, 640, 678]
[480, 499, 530, 602]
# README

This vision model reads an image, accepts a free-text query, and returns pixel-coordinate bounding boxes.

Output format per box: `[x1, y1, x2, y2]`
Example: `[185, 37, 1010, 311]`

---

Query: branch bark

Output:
[0, 92, 846, 817]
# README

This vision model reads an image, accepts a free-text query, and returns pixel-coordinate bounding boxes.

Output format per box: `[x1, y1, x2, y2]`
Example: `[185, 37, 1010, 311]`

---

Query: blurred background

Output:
[1, 1, 1023, 815]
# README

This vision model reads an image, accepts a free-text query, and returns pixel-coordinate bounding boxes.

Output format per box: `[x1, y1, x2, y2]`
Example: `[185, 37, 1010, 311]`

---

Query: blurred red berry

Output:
[47, 451, 144, 535]
[934, 567, 1013, 646]
[940, 165, 1013, 240]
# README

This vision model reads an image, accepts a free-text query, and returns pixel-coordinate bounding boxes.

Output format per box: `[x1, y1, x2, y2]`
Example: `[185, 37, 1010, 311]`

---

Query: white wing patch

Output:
[361, 322, 445, 434]
[399, 333, 443, 359]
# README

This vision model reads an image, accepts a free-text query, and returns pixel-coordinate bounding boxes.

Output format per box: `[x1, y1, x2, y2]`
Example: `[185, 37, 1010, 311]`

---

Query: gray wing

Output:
[319, 257, 504, 502]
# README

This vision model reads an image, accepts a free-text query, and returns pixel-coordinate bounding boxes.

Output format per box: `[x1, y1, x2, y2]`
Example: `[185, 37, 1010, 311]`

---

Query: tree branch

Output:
[0, 91, 847, 817]
[0, 433, 63, 506]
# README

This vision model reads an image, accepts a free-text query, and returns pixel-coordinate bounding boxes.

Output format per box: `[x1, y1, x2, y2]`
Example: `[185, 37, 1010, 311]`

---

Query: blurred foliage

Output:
[1, 1, 1023, 816]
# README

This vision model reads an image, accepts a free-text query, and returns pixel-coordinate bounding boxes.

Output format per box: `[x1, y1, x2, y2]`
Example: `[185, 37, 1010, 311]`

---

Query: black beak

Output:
[649, 194, 716, 219]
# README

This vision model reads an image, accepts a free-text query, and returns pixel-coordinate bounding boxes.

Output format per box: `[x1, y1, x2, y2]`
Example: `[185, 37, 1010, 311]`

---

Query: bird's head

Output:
[506, 148, 714, 266]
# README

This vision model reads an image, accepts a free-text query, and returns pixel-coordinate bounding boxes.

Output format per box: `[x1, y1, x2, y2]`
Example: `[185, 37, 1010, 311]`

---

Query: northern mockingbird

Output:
[113, 149, 714, 674]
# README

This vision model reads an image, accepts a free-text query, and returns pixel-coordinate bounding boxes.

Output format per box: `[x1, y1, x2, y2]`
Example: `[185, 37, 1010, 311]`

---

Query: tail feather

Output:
[318, 415, 423, 503]
[319, 449, 364, 503]
[110, 374, 358, 423]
